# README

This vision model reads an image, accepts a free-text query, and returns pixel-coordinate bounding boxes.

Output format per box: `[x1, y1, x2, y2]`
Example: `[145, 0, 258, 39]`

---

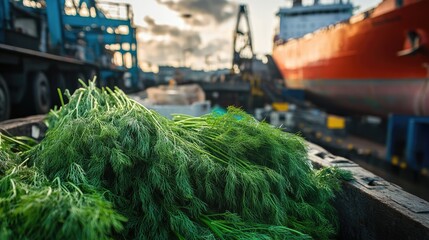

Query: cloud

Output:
[138, 39, 183, 66]
[138, 18, 231, 69]
[156, 0, 237, 26]
[194, 39, 230, 58]
[138, 37, 231, 69]
[143, 16, 181, 37]
[142, 16, 202, 48]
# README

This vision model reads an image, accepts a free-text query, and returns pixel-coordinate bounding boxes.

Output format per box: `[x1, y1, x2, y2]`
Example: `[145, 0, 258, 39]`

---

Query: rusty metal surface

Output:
[308, 142, 429, 240]
[0, 115, 47, 140]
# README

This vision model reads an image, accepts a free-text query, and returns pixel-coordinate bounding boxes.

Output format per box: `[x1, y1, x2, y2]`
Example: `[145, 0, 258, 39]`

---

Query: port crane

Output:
[0, 0, 140, 120]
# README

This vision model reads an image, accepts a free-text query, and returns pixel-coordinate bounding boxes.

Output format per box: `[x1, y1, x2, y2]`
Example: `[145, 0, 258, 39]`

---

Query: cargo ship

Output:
[272, 0, 429, 116]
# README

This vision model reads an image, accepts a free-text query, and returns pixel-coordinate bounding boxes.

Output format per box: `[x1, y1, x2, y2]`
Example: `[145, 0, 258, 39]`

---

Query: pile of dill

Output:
[0, 81, 351, 240]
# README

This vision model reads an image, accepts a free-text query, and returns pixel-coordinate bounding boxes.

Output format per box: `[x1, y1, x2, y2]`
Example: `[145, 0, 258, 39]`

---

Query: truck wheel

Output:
[50, 72, 66, 106]
[66, 72, 86, 92]
[30, 72, 51, 114]
[0, 75, 11, 121]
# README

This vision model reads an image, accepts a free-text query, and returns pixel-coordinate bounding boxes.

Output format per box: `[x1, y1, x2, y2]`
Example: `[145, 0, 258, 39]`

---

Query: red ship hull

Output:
[272, 0, 429, 116]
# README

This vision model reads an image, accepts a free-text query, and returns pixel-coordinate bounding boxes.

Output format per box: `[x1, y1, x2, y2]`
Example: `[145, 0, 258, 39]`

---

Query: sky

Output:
[109, 0, 381, 71]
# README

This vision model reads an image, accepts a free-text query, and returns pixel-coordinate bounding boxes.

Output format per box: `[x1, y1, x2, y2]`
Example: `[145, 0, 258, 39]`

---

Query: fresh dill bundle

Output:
[0, 134, 125, 240]
[173, 109, 349, 239]
[3, 80, 349, 239]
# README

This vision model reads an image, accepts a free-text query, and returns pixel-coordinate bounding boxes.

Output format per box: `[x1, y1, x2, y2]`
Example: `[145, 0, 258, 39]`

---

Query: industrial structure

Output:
[231, 4, 254, 75]
[0, 0, 140, 120]
[272, 0, 429, 174]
